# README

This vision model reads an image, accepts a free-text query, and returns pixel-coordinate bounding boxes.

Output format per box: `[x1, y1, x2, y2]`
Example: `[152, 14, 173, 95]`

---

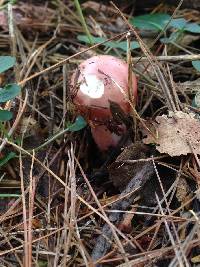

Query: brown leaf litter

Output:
[0, 3, 54, 31]
[143, 111, 200, 156]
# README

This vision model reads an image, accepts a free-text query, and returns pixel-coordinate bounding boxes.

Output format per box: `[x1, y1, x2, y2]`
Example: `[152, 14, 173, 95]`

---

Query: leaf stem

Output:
[74, 0, 93, 45]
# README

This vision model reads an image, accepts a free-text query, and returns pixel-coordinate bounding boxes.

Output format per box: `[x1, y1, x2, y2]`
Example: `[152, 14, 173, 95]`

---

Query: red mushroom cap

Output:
[70, 55, 137, 151]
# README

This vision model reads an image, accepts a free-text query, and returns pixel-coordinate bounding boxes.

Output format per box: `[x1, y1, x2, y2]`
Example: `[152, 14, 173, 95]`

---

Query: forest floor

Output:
[0, 0, 200, 266]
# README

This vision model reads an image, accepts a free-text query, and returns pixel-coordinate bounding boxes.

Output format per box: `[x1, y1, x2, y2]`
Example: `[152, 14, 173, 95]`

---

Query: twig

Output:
[153, 157, 189, 267]
[116, 155, 167, 164]
[92, 162, 155, 265]
[0, 90, 28, 153]
[18, 31, 129, 87]
[19, 149, 28, 266]
[132, 54, 200, 63]
[110, 1, 180, 112]
[155, 194, 185, 267]
[76, 159, 134, 267]
[116, 239, 199, 267]
[28, 151, 36, 267]
[3, 139, 142, 249]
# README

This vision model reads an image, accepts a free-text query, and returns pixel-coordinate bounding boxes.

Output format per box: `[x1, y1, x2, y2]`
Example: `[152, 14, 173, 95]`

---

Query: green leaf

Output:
[78, 35, 104, 44]
[111, 41, 140, 51]
[0, 83, 21, 103]
[192, 60, 200, 72]
[0, 56, 16, 73]
[160, 31, 183, 44]
[0, 110, 13, 121]
[77, 35, 140, 51]
[169, 18, 187, 30]
[185, 22, 200, 33]
[33, 116, 87, 151]
[0, 151, 16, 168]
[130, 13, 200, 34]
[67, 115, 87, 132]
[169, 18, 200, 33]
[161, 19, 200, 44]
[130, 13, 171, 31]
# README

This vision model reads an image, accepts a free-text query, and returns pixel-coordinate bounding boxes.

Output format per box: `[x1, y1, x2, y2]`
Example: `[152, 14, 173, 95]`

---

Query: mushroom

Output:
[70, 55, 137, 151]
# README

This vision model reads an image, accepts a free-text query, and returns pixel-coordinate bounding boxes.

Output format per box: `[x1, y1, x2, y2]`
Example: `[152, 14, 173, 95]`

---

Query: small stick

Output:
[92, 162, 155, 265]
[132, 54, 200, 63]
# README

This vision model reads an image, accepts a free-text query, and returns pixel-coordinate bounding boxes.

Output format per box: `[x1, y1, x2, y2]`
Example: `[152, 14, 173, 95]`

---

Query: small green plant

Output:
[0, 0, 17, 10]
[0, 151, 16, 167]
[0, 56, 21, 121]
[130, 14, 200, 33]
[77, 35, 140, 52]
[74, 0, 93, 45]
[34, 115, 87, 151]
[0, 55, 21, 167]
[129, 13, 200, 72]
[130, 13, 171, 32]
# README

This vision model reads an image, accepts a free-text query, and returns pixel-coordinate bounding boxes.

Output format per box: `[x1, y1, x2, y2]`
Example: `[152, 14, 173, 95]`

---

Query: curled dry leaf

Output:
[143, 111, 200, 156]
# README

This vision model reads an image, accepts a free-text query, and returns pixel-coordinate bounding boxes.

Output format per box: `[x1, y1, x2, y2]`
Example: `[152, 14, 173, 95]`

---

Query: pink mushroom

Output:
[70, 55, 137, 151]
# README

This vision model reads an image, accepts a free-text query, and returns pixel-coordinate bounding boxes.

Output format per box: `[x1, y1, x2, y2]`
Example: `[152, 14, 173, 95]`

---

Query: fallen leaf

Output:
[143, 111, 200, 156]
[109, 142, 150, 190]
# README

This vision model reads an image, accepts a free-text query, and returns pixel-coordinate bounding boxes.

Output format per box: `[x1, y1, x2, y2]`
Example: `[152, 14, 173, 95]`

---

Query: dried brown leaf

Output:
[143, 111, 200, 156]
[109, 142, 150, 190]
